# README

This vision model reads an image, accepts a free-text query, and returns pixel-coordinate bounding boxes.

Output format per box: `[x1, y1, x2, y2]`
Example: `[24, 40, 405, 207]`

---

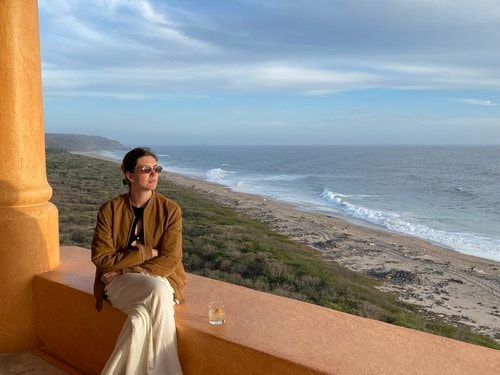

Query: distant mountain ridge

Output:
[45, 133, 126, 151]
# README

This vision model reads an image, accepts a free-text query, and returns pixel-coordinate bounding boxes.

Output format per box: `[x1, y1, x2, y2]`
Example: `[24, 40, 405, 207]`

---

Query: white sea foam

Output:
[320, 189, 500, 261]
[320, 189, 399, 224]
[206, 168, 232, 183]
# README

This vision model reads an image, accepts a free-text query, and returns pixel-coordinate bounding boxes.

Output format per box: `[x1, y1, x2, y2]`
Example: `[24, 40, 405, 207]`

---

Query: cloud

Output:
[453, 98, 498, 106]
[302, 89, 339, 96]
[41, 62, 379, 98]
[39, 0, 216, 67]
[38, 0, 500, 99]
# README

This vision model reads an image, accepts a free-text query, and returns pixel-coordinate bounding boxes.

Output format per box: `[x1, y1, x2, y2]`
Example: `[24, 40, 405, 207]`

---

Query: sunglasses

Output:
[134, 165, 163, 174]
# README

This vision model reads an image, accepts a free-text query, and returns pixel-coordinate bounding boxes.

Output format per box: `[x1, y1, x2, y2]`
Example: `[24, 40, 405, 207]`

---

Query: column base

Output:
[0, 202, 59, 351]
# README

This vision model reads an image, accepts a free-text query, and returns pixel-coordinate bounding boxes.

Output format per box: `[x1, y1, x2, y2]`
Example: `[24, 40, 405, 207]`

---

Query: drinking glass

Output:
[208, 301, 225, 325]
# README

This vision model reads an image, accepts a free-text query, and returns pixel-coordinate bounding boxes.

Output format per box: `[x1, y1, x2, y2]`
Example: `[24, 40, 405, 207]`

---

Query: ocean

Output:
[101, 145, 500, 262]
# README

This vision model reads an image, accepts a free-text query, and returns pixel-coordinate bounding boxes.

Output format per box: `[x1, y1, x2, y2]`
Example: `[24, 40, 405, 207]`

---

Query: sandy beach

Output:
[77, 152, 500, 342]
[164, 171, 500, 342]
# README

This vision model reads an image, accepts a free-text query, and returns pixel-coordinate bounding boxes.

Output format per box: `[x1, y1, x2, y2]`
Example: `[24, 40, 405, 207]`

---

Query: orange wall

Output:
[34, 247, 500, 375]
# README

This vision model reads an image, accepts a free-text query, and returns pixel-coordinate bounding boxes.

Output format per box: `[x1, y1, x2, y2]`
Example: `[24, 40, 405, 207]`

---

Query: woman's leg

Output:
[101, 273, 183, 375]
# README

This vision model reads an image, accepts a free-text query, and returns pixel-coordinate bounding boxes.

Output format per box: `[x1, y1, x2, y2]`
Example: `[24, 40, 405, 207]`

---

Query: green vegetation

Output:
[45, 133, 126, 151]
[46, 149, 499, 350]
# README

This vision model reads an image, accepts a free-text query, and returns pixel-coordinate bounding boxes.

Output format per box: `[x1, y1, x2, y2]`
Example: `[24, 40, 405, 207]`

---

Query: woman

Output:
[92, 147, 185, 375]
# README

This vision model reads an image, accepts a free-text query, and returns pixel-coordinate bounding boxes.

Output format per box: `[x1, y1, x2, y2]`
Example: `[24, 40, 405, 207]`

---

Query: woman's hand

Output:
[101, 270, 122, 285]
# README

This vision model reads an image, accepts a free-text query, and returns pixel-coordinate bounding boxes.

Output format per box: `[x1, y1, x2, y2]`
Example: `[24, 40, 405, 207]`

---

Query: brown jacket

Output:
[91, 191, 186, 311]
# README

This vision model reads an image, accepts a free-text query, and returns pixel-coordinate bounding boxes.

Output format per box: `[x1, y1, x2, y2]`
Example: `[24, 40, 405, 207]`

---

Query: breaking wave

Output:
[320, 189, 500, 261]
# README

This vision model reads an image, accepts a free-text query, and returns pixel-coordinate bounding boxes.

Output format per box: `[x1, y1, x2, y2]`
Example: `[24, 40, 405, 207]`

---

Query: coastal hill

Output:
[45, 133, 126, 151]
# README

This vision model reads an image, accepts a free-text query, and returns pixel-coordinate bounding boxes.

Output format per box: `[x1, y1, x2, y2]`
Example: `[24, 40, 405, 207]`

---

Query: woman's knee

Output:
[143, 276, 174, 303]
[106, 273, 174, 309]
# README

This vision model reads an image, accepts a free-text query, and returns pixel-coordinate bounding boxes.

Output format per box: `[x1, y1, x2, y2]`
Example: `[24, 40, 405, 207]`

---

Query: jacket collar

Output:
[124, 190, 156, 213]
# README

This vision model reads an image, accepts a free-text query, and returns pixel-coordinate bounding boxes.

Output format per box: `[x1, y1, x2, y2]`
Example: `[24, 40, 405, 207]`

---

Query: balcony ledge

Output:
[32, 246, 500, 374]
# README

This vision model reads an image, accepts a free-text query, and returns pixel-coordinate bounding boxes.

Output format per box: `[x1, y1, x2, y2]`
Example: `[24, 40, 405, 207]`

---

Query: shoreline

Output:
[75, 151, 500, 342]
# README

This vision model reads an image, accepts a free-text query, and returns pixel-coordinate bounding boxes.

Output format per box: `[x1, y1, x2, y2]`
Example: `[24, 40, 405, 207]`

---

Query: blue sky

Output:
[39, 0, 500, 145]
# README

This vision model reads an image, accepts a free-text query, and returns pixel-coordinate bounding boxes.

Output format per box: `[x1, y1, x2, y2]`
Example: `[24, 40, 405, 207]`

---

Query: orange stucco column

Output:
[0, 0, 59, 351]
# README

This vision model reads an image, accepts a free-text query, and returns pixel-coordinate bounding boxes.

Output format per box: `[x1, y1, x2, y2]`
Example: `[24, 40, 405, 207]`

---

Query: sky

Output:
[38, 0, 500, 146]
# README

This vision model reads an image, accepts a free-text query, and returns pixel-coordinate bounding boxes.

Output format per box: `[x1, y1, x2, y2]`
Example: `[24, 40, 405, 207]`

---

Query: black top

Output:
[128, 205, 145, 248]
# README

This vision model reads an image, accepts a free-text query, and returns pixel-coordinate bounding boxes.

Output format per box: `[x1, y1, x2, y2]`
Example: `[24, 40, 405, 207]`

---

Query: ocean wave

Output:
[204, 169, 305, 189]
[206, 167, 232, 183]
[320, 189, 399, 223]
[320, 189, 500, 261]
[319, 190, 374, 201]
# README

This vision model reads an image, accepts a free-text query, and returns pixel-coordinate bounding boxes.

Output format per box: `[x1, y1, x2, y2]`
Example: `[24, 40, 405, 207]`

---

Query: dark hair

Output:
[121, 147, 158, 186]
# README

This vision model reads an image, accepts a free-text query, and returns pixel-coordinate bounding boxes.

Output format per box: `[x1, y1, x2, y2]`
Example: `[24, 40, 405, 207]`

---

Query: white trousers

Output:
[102, 273, 183, 375]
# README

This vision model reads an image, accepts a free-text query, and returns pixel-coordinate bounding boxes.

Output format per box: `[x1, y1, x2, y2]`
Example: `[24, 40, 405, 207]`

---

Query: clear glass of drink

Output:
[208, 301, 225, 325]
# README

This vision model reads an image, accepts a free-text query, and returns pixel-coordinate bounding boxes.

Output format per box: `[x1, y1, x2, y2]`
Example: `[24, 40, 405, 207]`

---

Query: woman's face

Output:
[127, 155, 160, 192]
